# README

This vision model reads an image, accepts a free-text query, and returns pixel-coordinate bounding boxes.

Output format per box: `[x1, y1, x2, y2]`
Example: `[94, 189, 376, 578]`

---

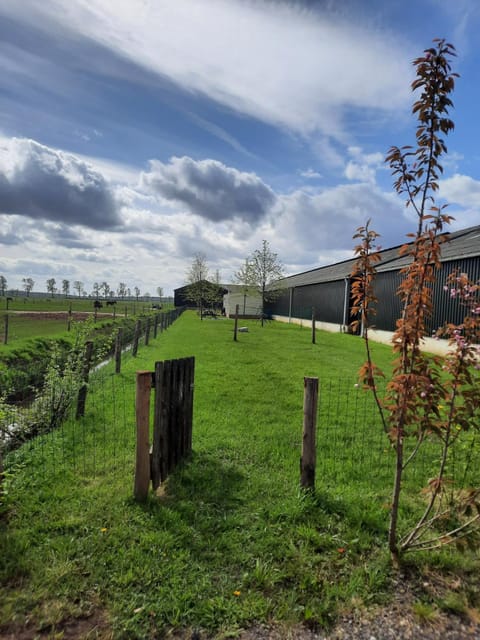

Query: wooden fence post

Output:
[4, 314, 8, 345]
[153, 314, 159, 339]
[300, 377, 318, 490]
[312, 307, 316, 345]
[76, 340, 94, 418]
[67, 304, 72, 332]
[134, 371, 152, 501]
[145, 318, 151, 346]
[114, 328, 123, 374]
[233, 304, 239, 341]
[132, 319, 141, 357]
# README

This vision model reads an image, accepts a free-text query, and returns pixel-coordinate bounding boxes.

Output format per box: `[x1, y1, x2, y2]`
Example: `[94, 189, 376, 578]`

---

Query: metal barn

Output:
[267, 225, 480, 340]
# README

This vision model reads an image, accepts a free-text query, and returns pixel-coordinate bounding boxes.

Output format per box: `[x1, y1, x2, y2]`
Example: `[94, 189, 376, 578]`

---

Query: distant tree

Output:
[247, 240, 284, 326]
[62, 279, 70, 296]
[0, 275, 7, 296]
[46, 278, 57, 296]
[73, 280, 84, 296]
[185, 253, 210, 319]
[127, 287, 131, 298]
[22, 277, 35, 296]
[92, 282, 100, 298]
[117, 282, 127, 299]
[100, 281, 110, 298]
[156, 286, 163, 300]
[134, 286, 140, 301]
[144, 292, 151, 300]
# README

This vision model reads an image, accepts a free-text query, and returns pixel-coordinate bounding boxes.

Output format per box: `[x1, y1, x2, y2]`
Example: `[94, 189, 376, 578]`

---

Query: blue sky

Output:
[1, 0, 480, 296]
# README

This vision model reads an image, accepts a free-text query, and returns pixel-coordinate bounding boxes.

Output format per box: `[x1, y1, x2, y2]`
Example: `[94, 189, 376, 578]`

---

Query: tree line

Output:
[0, 275, 163, 301]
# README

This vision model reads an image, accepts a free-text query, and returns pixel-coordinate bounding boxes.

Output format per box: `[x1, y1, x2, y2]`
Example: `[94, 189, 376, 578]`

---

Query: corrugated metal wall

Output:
[267, 257, 480, 333]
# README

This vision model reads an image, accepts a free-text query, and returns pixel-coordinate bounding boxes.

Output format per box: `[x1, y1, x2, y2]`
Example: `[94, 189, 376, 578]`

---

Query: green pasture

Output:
[2, 295, 169, 314]
[1, 312, 479, 638]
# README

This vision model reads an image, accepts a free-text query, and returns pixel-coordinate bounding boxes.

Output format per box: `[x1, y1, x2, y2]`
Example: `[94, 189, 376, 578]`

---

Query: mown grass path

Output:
[1, 312, 478, 639]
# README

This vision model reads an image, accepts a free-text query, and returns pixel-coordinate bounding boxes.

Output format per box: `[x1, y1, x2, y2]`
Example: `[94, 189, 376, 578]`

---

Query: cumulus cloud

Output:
[439, 173, 480, 209]
[344, 146, 384, 184]
[0, 137, 121, 229]
[142, 156, 276, 224]
[273, 183, 409, 264]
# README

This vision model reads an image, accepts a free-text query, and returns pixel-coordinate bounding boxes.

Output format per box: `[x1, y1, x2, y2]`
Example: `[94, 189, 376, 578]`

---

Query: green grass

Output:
[1, 312, 479, 638]
[2, 295, 164, 314]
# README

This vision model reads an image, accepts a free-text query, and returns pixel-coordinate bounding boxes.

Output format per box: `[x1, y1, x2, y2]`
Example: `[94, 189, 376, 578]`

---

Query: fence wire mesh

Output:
[316, 379, 480, 493]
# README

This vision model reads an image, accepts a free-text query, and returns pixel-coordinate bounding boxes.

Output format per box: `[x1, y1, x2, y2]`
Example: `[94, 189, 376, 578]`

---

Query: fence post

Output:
[153, 314, 159, 339]
[114, 328, 123, 374]
[134, 371, 152, 502]
[67, 304, 72, 332]
[312, 307, 316, 345]
[300, 377, 318, 490]
[145, 318, 151, 346]
[132, 319, 141, 357]
[4, 313, 8, 345]
[233, 304, 239, 341]
[76, 340, 94, 418]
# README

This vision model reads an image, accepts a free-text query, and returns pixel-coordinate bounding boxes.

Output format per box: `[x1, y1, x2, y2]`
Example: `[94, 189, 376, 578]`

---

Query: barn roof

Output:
[278, 224, 480, 288]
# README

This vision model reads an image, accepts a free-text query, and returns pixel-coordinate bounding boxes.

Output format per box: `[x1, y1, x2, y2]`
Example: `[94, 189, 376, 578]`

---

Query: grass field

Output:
[0, 297, 173, 350]
[2, 295, 160, 314]
[1, 312, 479, 639]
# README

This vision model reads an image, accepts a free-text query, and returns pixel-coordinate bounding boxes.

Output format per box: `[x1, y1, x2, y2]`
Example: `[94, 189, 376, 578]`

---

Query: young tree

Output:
[22, 277, 34, 296]
[62, 279, 70, 297]
[0, 275, 7, 296]
[234, 258, 256, 315]
[185, 253, 210, 319]
[117, 282, 127, 299]
[247, 240, 284, 326]
[73, 280, 84, 296]
[46, 278, 57, 296]
[134, 286, 140, 301]
[156, 286, 163, 301]
[92, 282, 101, 298]
[351, 40, 480, 559]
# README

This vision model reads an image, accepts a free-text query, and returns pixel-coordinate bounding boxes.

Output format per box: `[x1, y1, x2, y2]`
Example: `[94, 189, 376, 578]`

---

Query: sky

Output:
[1, 0, 480, 297]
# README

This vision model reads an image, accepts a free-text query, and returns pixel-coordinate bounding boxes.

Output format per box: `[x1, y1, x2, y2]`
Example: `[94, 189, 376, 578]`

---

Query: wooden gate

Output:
[134, 356, 195, 501]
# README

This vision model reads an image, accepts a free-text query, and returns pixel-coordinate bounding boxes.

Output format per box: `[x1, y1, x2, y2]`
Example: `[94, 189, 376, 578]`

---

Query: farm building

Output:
[222, 284, 262, 318]
[174, 281, 262, 318]
[266, 224, 480, 351]
[174, 281, 225, 310]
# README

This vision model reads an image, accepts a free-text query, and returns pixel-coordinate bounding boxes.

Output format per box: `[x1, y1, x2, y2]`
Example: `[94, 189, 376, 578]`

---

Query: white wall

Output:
[271, 314, 455, 356]
[224, 292, 262, 317]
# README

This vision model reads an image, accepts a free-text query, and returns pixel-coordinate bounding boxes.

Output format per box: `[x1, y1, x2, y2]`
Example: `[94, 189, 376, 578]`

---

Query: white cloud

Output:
[300, 168, 323, 179]
[344, 146, 384, 184]
[439, 173, 480, 209]
[8, 0, 412, 138]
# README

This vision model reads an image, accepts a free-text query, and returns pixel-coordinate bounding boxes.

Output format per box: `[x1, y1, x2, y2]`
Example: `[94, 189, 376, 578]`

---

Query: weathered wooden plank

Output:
[134, 371, 152, 501]
[300, 376, 318, 490]
[151, 360, 164, 489]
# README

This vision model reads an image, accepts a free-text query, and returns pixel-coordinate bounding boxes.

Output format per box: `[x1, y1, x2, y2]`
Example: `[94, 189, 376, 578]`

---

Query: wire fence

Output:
[4, 371, 479, 499]
[2, 309, 186, 483]
[316, 379, 480, 493]
[3, 367, 136, 482]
